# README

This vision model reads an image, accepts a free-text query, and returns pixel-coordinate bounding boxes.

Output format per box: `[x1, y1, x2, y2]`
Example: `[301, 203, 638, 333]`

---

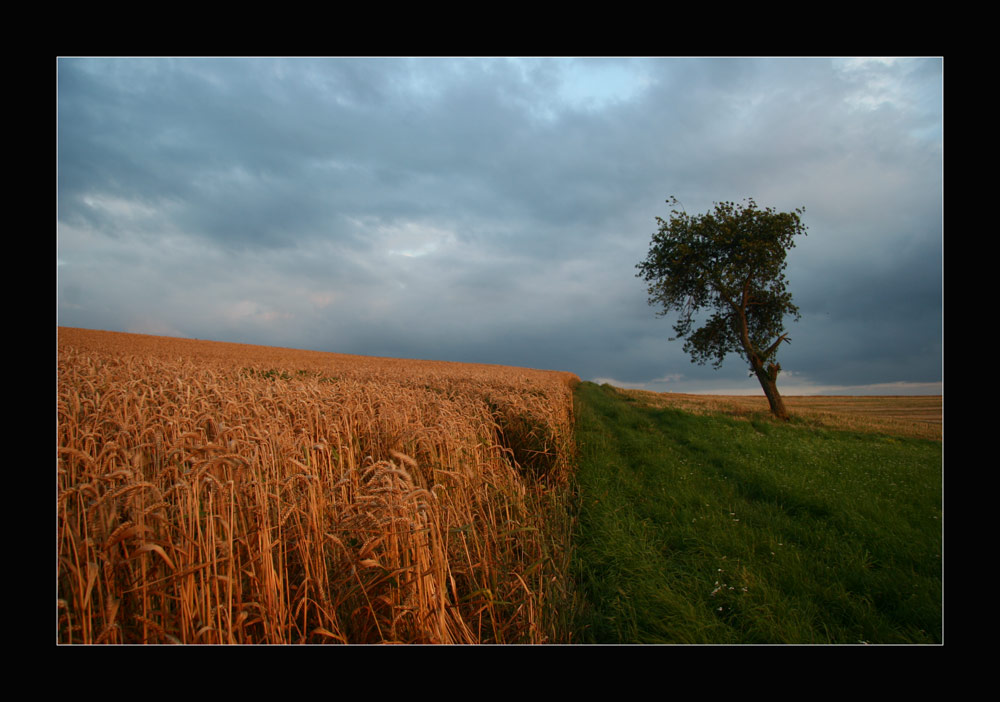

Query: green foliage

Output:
[636, 197, 807, 372]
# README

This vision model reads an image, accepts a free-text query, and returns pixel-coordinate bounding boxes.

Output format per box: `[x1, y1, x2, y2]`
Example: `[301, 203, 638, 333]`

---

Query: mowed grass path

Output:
[570, 382, 942, 644]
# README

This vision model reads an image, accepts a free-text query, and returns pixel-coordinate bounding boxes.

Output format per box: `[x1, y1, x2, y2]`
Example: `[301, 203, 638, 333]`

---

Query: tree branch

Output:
[762, 333, 790, 359]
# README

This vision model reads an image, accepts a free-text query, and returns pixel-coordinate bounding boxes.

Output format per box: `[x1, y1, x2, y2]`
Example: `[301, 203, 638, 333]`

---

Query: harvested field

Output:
[615, 388, 942, 441]
[57, 328, 579, 644]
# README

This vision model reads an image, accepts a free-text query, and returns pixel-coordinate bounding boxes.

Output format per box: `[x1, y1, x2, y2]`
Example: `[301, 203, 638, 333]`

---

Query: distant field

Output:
[615, 389, 942, 441]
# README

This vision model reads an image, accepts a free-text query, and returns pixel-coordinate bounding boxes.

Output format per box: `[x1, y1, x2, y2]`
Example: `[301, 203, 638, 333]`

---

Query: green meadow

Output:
[570, 382, 942, 644]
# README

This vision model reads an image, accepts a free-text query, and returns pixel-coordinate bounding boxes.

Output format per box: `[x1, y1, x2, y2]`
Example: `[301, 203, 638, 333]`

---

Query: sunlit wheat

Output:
[57, 327, 579, 644]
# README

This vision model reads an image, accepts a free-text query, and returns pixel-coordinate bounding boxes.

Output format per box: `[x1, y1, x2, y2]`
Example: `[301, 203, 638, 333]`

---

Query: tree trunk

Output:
[734, 305, 791, 422]
[754, 361, 790, 421]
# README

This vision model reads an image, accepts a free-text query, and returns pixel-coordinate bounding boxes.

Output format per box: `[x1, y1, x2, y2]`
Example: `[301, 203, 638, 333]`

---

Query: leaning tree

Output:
[636, 197, 808, 421]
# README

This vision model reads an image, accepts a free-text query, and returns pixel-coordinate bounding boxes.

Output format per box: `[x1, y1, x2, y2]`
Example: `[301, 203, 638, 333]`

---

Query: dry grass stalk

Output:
[57, 327, 579, 644]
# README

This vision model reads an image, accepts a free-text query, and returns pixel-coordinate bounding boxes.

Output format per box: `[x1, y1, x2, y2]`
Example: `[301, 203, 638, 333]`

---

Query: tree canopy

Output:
[636, 197, 807, 420]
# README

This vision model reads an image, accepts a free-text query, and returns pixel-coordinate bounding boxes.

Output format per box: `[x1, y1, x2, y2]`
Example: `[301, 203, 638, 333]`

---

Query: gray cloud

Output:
[58, 57, 942, 394]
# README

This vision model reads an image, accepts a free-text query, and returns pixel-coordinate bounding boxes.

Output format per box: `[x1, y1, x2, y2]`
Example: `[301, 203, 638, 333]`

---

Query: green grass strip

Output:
[570, 382, 942, 644]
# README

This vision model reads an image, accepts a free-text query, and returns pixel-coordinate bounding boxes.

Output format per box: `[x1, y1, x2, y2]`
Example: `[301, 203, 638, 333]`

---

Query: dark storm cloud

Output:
[58, 57, 942, 394]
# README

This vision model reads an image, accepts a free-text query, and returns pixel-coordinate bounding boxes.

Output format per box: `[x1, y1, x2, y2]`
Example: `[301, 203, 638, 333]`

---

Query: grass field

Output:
[570, 382, 943, 644]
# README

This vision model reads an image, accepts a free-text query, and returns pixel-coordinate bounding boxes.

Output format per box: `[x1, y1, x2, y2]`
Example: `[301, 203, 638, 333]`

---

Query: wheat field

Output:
[57, 328, 580, 644]
[614, 388, 942, 440]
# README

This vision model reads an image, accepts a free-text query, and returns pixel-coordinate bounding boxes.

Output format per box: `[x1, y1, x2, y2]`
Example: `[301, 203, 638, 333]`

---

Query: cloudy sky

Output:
[57, 57, 942, 395]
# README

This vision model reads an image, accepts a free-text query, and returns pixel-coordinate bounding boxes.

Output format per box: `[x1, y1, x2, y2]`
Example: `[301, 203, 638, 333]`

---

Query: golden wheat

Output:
[57, 327, 579, 644]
